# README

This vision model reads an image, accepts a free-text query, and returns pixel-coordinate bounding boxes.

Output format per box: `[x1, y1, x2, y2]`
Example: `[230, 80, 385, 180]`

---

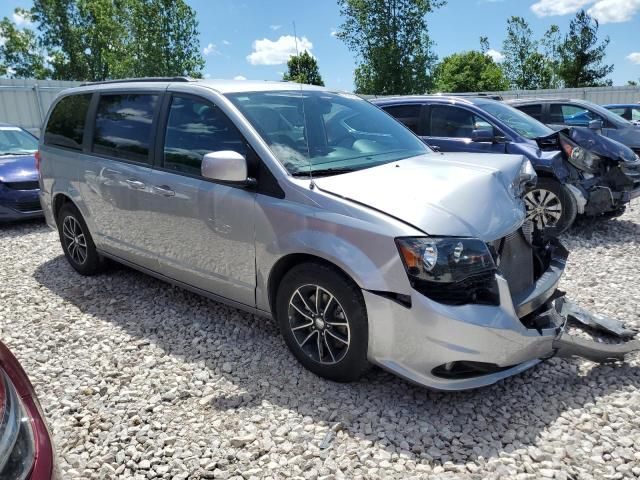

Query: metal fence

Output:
[0, 79, 80, 135]
[488, 85, 640, 104]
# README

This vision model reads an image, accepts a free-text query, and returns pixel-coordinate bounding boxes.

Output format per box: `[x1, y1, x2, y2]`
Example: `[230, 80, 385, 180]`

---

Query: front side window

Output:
[44, 94, 92, 150]
[382, 104, 422, 133]
[429, 106, 492, 138]
[0, 127, 38, 155]
[163, 96, 246, 176]
[479, 101, 554, 139]
[550, 104, 600, 126]
[92, 94, 158, 163]
[226, 90, 429, 176]
[632, 107, 640, 122]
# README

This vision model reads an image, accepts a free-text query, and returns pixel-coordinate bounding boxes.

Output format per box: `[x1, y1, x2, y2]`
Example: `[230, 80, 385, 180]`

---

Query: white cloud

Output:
[234, 75, 247, 80]
[269, 25, 282, 31]
[222, 40, 231, 45]
[531, 0, 640, 23]
[330, 28, 338, 37]
[204, 73, 212, 79]
[587, 0, 640, 23]
[246, 35, 313, 66]
[12, 10, 33, 27]
[203, 43, 219, 56]
[627, 52, 640, 64]
[486, 49, 505, 63]
[531, 0, 592, 17]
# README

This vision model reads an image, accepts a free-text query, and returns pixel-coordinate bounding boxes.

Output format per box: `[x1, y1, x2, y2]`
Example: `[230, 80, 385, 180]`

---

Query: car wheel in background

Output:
[57, 203, 105, 275]
[276, 262, 370, 382]
[524, 178, 577, 236]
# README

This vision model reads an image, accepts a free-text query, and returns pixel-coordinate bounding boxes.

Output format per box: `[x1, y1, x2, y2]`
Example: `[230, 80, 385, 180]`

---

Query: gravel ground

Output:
[1, 201, 639, 480]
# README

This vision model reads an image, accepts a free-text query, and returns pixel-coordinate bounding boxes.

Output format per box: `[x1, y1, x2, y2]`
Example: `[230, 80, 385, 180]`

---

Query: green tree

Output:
[433, 51, 508, 92]
[282, 51, 324, 86]
[29, 0, 204, 81]
[501, 16, 553, 90]
[557, 10, 613, 87]
[541, 24, 562, 88]
[336, 0, 445, 95]
[125, 0, 204, 78]
[0, 9, 50, 78]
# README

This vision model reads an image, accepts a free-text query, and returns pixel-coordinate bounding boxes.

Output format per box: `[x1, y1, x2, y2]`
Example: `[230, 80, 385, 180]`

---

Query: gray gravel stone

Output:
[1, 200, 639, 479]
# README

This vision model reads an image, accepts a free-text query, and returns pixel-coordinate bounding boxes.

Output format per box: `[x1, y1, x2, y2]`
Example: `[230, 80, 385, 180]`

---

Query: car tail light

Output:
[34, 151, 41, 173]
[0, 370, 36, 480]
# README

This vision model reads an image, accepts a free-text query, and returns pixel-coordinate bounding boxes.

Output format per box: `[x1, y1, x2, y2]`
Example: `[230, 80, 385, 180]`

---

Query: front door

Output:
[145, 93, 257, 307]
[422, 105, 507, 154]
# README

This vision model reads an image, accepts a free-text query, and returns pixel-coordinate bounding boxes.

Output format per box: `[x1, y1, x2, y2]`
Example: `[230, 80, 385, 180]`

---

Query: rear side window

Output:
[517, 104, 542, 121]
[92, 94, 158, 163]
[382, 104, 422, 133]
[44, 94, 92, 150]
[429, 106, 492, 138]
[163, 96, 246, 176]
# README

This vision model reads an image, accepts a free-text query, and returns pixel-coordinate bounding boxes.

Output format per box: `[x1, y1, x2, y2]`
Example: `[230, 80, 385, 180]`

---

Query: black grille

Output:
[3, 181, 39, 190]
[497, 230, 534, 298]
[412, 271, 499, 306]
[11, 200, 42, 212]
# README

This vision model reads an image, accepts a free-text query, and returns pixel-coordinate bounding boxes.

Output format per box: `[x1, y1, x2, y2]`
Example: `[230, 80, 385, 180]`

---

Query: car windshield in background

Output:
[226, 90, 429, 176]
[0, 127, 38, 155]
[476, 101, 555, 140]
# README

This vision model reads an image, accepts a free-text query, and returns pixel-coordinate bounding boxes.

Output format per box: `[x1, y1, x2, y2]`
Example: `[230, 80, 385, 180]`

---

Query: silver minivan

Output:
[38, 78, 635, 390]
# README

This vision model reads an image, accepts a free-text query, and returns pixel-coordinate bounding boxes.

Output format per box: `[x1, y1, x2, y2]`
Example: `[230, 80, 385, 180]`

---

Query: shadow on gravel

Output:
[0, 218, 48, 239]
[33, 254, 640, 465]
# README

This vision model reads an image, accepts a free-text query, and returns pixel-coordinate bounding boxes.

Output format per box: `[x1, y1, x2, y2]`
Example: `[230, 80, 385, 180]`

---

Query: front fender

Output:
[254, 194, 413, 312]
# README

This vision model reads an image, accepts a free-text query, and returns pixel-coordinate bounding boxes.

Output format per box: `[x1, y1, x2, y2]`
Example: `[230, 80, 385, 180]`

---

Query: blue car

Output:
[604, 104, 640, 126]
[0, 124, 42, 222]
[373, 96, 640, 234]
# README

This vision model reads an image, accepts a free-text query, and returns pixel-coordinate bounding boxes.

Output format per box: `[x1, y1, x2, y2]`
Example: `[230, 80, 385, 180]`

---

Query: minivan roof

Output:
[68, 77, 331, 95]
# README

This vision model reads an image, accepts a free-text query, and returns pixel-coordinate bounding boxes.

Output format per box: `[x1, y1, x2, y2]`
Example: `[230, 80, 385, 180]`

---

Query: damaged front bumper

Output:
[365, 239, 639, 390]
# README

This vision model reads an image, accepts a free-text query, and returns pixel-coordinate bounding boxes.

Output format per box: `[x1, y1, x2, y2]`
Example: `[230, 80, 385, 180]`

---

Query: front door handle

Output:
[125, 179, 146, 190]
[152, 185, 175, 197]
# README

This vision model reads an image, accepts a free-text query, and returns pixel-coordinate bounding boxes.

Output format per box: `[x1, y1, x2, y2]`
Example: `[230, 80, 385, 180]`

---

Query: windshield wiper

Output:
[291, 167, 357, 177]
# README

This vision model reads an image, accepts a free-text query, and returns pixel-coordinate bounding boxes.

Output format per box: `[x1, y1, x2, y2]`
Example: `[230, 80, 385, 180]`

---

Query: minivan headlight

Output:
[395, 237, 499, 306]
[559, 135, 602, 173]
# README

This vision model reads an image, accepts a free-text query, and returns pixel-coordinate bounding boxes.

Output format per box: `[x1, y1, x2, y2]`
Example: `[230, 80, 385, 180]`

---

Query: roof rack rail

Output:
[80, 76, 193, 86]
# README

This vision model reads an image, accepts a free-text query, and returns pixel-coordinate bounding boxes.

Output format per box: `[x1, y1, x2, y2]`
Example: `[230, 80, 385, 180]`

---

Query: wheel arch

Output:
[52, 193, 75, 224]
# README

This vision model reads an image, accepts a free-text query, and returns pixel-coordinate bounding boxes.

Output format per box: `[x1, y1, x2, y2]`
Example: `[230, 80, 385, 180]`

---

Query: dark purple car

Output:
[0, 124, 42, 222]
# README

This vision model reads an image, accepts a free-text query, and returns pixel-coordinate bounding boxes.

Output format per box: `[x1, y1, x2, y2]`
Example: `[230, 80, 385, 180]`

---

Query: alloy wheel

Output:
[62, 215, 88, 265]
[524, 188, 563, 229]
[288, 284, 351, 365]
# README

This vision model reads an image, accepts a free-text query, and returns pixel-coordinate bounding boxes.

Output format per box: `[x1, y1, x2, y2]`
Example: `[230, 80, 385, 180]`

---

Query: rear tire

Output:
[57, 203, 105, 276]
[276, 262, 370, 382]
[524, 178, 577, 236]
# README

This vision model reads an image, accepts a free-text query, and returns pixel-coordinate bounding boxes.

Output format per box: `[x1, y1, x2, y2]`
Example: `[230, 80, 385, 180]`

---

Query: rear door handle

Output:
[125, 179, 146, 190]
[152, 185, 175, 197]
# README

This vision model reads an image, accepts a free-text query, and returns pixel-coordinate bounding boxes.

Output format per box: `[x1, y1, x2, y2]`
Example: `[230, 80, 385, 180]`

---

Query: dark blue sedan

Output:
[0, 124, 42, 222]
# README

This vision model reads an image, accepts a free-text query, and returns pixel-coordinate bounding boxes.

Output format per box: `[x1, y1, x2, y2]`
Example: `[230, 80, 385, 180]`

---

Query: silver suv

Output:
[37, 78, 627, 390]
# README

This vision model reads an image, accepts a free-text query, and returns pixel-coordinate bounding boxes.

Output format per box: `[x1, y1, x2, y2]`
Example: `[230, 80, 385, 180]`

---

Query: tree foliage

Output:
[0, 9, 50, 79]
[557, 10, 613, 87]
[501, 16, 554, 90]
[282, 51, 324, 86]
[336, 0, 445, 95]
[433, 51, 508, 92]
[1, 0, 205, 81]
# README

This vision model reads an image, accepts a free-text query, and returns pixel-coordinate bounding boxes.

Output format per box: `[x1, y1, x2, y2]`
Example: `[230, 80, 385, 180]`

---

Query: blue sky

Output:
[2, 0, 640, 89]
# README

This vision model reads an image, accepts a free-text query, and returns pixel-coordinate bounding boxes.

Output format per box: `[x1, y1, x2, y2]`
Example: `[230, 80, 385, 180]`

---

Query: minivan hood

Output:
[0, 154, 38, 183]
[313, 153, 527, 242]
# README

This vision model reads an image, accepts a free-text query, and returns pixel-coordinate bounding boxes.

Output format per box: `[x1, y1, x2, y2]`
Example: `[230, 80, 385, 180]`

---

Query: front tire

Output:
[524, 178, 577, 236]
[276, 263, 370, 382]
[57, 203, 105, 276]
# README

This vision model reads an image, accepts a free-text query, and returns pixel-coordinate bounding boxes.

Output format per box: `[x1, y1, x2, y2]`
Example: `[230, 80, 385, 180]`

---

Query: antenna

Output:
[292, 21, 314, 188]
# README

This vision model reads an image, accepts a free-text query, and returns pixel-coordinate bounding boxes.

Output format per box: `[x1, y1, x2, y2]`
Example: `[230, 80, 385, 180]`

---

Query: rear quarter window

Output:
[516, 104, 542, 121]
[44, 94, 92, 150]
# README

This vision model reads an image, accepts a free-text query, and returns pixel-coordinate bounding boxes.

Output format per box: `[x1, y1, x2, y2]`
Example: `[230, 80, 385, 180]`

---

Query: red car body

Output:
[0, 340, 54, 479]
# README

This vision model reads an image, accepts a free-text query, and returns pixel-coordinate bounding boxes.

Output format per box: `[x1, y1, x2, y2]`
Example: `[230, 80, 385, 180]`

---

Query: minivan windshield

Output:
[476, 100, 555, 140]
[226, 90, 429, 176]
[0, 127, 38, 155]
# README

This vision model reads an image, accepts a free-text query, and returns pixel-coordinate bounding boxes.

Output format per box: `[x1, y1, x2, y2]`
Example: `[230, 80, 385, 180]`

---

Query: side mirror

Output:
[588, 119, 603, 130]
[471, 129, 495, 143]
[201, 151, 249, 183]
